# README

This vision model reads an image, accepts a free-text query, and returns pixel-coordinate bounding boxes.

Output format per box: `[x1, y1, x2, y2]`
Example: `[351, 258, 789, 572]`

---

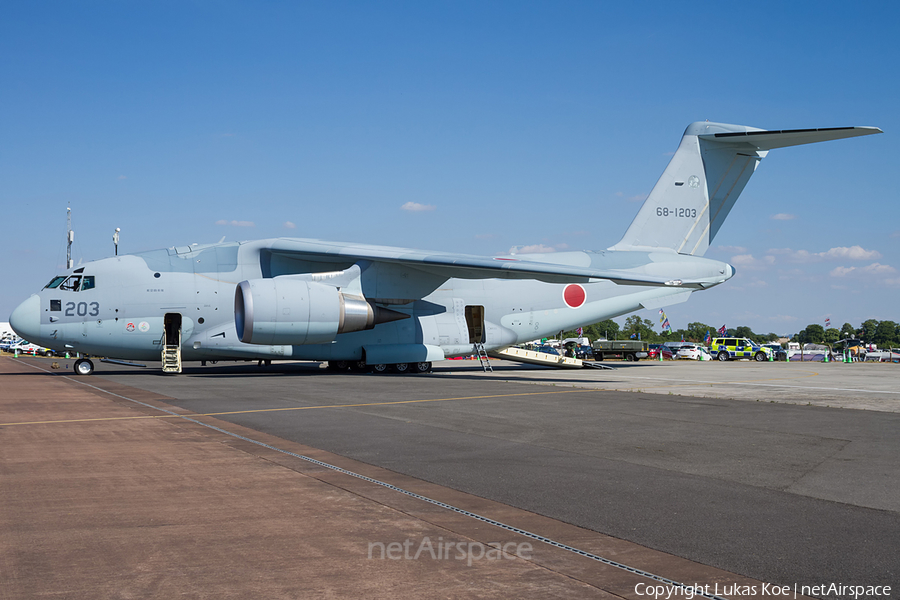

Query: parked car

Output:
[662, 341, 695, 351]
[647, 344, 674, 360]
[0, 337, 24, 351]
[709, 337, 773, 362]
[573, 345, 594, 360]
[676, 345, 712, 360]
[761, 344, 788, 361]
[7, 340, 51, 356]
[864, 348, 900, 362]
[560, 342, 594, 359]
[535, 345, 562, 356]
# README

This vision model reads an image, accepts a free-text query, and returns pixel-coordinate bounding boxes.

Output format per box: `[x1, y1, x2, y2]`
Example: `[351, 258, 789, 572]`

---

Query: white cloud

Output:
[830, 262, 896, 278]
[730, 254, 775, 270]
[215, 220, 255, 227]
[770, 213, 796, 221]
[284, 221, 296, 229]
[861, 262, 896, 274]
[822, 246, 882, 260]
[830, 266, 856, 277]
[401, 202, 436, 212]
[766, 245, 882, 263]
[730, 254, 757, 265]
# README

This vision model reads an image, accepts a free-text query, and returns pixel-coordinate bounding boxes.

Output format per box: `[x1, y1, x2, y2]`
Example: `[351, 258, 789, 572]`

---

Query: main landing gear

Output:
[327, 361, 432, 374]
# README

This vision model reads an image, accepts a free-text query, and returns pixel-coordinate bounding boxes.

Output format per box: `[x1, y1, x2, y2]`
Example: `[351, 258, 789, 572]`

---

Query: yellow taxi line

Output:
[0, 389, 587, 427]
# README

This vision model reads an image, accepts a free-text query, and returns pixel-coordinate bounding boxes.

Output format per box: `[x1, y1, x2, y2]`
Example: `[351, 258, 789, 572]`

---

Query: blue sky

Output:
[2, 1, 898, 335]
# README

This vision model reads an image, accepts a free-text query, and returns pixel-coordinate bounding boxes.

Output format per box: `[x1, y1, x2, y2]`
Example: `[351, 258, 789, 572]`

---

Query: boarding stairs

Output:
[161, 331, 182, 374]
[474, 343, 493, 372]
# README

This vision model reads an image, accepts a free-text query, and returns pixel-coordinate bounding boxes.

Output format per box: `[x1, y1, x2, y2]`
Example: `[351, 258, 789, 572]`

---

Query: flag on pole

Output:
[576, 327, 583, 336]
[658, 309, 672, 333]
[704, 330, 712, 345]
[718, 324, 727, 335]
[825, 318, 831, 329]
[630, 333, 637, 339]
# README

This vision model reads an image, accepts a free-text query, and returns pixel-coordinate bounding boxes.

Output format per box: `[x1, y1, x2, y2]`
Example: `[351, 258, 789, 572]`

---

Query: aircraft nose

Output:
[10, 295, 41, 342]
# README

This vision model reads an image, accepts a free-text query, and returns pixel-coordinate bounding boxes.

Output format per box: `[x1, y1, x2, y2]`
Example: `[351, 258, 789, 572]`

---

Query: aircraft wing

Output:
[258, 239, 709, 287]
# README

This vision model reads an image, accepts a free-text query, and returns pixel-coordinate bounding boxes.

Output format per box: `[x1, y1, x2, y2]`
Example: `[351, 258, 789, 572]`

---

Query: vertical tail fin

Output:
[610, 122, 881, 256]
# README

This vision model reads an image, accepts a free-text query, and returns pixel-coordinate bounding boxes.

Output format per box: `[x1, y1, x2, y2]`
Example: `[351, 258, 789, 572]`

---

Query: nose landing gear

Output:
[73, 358, 95, 376]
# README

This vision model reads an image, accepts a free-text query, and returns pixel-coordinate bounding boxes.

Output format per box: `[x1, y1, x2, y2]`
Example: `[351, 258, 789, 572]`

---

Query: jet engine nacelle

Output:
[235, 278, 406, 345]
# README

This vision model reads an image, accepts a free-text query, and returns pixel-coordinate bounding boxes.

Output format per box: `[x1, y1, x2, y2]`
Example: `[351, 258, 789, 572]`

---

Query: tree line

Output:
[794, 320, 900, 348]
[563, 317, 900, 348]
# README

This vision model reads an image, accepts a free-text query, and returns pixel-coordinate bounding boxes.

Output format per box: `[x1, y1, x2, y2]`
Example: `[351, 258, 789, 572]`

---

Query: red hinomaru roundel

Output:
[563, 284, 586, 308]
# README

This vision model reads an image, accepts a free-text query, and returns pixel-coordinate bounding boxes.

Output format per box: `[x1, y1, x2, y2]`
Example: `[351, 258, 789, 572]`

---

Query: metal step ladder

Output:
[474, 343, 493, 372]
[161, 332, 182, 374]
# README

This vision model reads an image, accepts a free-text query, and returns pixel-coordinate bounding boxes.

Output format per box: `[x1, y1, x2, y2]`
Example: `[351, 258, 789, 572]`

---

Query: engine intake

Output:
[235, 278, 407, 345]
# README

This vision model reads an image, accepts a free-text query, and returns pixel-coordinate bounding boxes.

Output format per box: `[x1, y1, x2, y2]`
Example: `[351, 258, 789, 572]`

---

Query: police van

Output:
[709, 338, 772, 362]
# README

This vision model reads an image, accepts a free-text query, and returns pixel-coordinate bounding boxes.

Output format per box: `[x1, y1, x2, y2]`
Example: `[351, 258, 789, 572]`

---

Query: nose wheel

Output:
[73, 358, 95, 376]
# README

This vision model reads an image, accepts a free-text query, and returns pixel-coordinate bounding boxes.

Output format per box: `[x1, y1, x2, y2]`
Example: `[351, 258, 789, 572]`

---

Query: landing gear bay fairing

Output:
[10, 122, 881, 375]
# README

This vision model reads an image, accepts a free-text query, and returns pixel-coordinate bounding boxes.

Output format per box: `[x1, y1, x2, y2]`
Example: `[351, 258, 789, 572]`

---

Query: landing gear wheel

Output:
[754, 351, 767, 362]
[328, 360, 349, 371]
[350, 360, 368, 372]
[73, 358, 94, 376]
[392, 363, 410, 374]
[370, 363, 389, 374]
[717, 351, 729, 362]
[413, 361, 432, 374]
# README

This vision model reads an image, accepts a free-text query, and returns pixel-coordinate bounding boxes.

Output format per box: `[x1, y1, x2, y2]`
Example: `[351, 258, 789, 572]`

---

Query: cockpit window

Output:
[59, 276, 81, 291]
[44, 274, 95, 291]
[45, 276, 67, 289]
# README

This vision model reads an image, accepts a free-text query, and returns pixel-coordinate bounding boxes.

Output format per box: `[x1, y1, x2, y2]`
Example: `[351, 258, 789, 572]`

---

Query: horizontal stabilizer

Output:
[699, 126, 882, 150]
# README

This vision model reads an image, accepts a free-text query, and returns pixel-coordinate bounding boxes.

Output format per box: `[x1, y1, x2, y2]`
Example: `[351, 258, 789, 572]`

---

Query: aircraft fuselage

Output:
[12, 238, 732, 365]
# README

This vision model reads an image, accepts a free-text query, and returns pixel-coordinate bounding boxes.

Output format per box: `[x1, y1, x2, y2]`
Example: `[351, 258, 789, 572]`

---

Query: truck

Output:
[591, 340, 649, 361]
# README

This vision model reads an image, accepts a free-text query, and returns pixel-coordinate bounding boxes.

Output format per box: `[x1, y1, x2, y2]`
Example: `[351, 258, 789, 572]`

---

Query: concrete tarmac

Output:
[2, 356, 898, 599]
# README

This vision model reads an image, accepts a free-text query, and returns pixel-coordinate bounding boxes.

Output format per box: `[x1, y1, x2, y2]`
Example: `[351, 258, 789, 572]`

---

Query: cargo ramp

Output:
[490, 347, 616, 370]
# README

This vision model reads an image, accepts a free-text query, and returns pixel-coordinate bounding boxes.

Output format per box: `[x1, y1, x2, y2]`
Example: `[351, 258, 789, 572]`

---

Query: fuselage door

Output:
[465, 305, 485, 344]
[162, 313, 183, 373]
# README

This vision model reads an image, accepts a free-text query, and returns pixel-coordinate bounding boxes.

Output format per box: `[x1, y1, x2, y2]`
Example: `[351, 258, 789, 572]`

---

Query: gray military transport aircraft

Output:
[9, 121, 881, 375]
